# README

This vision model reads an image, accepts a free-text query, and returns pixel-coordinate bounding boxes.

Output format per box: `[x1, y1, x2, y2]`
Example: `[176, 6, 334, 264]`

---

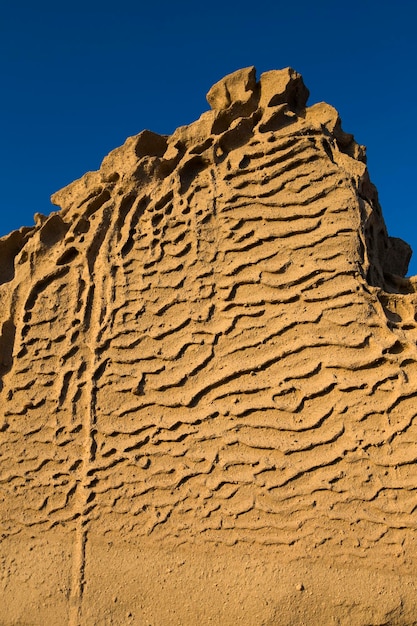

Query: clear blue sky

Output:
[1, 0, 416, 275]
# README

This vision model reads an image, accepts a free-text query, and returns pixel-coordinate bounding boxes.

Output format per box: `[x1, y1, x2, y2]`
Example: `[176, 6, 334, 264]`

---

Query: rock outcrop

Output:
[1, 67, 417, 625]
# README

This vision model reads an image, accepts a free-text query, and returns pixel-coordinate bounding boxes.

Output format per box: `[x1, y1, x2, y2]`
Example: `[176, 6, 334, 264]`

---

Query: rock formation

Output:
[1, 67, 417, 625]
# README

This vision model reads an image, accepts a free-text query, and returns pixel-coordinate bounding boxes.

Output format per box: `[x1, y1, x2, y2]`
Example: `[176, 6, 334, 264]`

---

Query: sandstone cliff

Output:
[1, 67, 417, 625]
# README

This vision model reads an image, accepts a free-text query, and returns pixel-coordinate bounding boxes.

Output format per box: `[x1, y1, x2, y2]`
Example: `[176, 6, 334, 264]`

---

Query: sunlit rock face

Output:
[1, 67, 417, 626]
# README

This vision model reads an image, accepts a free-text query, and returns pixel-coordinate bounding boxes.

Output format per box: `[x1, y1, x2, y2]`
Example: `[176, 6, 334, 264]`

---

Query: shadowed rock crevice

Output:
[0, 228, 33, 285]
[0, 319, 15, 390]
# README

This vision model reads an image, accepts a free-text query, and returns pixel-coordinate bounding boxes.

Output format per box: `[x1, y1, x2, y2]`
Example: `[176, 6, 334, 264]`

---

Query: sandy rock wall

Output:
[1, 67, 417, 625]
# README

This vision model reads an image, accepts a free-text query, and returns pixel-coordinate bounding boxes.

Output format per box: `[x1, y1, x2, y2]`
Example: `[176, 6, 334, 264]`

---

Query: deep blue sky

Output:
[1, 0, 416, 275]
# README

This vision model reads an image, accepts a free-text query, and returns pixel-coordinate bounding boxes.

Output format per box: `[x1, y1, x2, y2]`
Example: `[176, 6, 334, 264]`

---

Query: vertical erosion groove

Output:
[68, 204, 113, 624]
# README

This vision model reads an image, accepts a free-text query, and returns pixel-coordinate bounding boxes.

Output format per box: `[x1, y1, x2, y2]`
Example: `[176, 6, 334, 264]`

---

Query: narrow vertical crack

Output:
[68, 528, 87, 626]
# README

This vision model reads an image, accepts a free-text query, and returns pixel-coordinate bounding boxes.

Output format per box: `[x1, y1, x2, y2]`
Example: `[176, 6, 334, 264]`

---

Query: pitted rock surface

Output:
[1, 67, 417, 625]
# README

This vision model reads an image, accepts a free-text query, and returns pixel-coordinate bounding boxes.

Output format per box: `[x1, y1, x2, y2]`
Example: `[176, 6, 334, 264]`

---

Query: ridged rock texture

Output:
[1, 67, 417, 625]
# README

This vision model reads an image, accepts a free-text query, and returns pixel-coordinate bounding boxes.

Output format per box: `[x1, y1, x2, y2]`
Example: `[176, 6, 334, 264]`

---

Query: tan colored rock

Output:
[1, 67, 417, 625]
[206, 65, 257, 110]
[258, 67, 309, 111]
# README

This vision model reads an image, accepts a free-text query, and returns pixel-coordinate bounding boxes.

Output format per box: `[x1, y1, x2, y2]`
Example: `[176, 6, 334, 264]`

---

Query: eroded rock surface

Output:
[1, 67, 417, 625]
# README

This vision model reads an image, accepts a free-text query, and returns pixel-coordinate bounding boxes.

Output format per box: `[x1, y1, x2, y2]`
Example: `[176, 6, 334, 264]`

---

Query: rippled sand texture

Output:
[1, 67, 417, 625]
